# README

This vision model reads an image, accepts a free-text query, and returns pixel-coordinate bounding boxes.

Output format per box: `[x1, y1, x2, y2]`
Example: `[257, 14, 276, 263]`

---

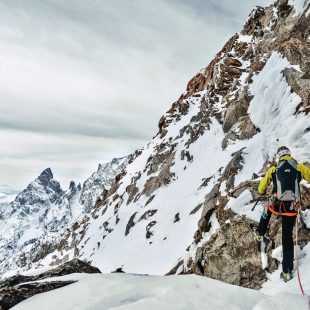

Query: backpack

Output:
[275, 159, 300, 201]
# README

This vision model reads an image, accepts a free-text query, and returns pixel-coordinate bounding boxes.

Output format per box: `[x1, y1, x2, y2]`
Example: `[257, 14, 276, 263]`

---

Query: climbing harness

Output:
[265, 198, 298, 217]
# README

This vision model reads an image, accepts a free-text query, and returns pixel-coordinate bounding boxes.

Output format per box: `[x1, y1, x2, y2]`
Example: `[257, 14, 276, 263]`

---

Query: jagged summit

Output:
[69, 180, 76, 190]
[33, 168, 63, 195]
[37, 167, 53, 182]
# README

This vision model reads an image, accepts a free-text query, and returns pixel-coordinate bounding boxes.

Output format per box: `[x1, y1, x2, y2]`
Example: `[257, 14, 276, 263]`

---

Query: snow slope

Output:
[248, 52, 310, 162]
[12, 273, 309, 310]
[78, 117, 249, 274]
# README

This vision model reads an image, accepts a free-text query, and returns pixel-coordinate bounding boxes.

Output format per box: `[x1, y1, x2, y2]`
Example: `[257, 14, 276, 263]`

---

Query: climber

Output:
[253, 146, 310, 282]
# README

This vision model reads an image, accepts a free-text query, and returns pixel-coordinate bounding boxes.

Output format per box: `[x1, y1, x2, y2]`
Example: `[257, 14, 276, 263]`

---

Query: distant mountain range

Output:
[0, 156, 130, 277]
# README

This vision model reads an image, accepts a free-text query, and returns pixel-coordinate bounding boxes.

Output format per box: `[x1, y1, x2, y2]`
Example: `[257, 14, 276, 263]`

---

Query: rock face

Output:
[3, 0, 310, 289]
[0, 156, 130, 277]
[196, 217, 266, 288]
[0, 259, 100, 309]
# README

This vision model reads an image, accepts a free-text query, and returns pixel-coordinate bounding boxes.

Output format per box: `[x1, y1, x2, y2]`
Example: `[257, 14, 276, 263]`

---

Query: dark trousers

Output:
[257, 205, 296, 273]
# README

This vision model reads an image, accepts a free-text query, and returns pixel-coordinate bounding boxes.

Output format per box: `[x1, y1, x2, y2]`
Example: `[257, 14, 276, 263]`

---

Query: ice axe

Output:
[251, 195, 262, 211]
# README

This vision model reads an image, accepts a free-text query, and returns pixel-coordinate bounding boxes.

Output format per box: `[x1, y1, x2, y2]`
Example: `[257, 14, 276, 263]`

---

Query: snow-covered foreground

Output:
[12, 273, 309, 310]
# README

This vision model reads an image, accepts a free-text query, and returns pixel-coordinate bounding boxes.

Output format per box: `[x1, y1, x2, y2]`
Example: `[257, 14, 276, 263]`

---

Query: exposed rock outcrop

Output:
[0, 259, 100, 309]
[223, 90, 253, 133]
[194, 210, 267, 289]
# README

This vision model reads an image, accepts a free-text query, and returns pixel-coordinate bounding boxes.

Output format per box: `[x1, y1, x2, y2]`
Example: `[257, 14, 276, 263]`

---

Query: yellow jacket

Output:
[258, 156, 310, 194]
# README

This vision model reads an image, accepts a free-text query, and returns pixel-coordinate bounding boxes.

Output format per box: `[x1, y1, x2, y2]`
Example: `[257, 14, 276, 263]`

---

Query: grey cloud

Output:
[0, 0, 275, 187]
[0, 129, 142, 187]
[0, 102, 150, 140]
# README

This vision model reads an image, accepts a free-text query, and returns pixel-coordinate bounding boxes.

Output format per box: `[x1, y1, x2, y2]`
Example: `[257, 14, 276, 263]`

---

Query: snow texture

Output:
[249, 52, 310, 163]
[12, 273, 309, 310]
[226, 189, 264, 223]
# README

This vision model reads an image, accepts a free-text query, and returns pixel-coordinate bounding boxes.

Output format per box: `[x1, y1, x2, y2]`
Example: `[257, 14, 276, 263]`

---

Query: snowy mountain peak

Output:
[34, 167, 62, 194]
[69, 180, 76, 191]
[0, 156, 130, 277]
[38, 167, 53, 182]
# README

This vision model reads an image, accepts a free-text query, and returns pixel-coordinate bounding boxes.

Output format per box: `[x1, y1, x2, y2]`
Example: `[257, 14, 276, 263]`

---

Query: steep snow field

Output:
[12, 272, 309, 310]
[78, 117, 238, 274]
[248, 52, 310, 162]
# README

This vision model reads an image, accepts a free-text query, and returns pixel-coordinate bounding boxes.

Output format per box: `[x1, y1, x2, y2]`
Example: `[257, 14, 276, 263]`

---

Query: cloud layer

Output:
[0, 0, 274, 188]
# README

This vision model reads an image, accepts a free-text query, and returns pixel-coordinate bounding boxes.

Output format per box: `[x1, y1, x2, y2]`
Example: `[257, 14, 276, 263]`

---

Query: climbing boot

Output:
[280, 270, 293, 282]
[252, 226, 263, 242]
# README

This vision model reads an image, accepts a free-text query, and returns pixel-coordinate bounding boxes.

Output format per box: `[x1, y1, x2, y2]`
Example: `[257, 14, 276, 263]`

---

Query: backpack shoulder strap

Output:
[287, 159, 297, 170]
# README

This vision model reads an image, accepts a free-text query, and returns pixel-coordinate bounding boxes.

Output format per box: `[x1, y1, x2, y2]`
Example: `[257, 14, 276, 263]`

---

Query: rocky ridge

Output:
[4, 0, 310, 289]
[167, 0, 310, 288]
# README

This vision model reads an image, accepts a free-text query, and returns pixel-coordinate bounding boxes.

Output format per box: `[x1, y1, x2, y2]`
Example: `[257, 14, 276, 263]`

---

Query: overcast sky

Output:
[0, 0, 274, 189]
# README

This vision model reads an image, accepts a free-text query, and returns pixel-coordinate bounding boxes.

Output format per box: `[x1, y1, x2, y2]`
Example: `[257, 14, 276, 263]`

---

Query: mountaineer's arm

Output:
[258, 166, 276, 195]
[297, 163, 310, 182]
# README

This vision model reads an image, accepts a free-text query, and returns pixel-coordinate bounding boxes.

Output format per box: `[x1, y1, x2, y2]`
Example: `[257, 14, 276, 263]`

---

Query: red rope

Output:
[295, 213, 305, 296]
